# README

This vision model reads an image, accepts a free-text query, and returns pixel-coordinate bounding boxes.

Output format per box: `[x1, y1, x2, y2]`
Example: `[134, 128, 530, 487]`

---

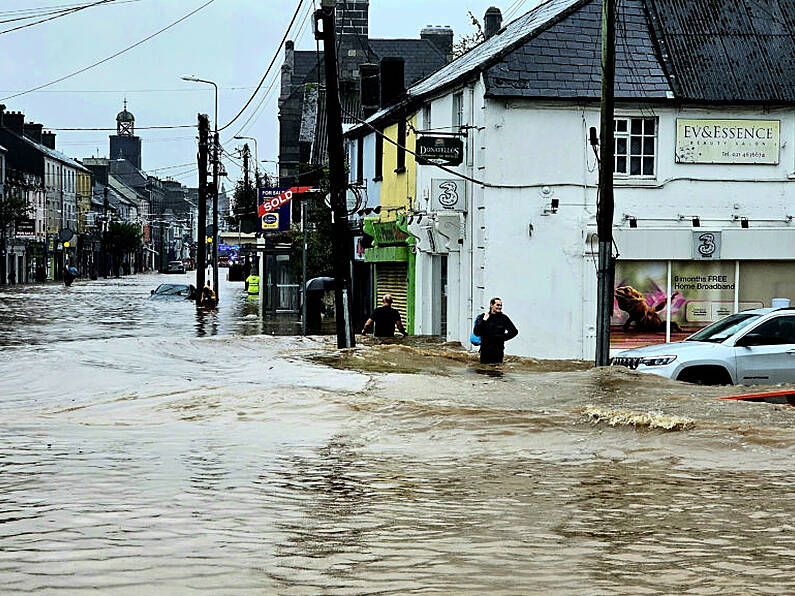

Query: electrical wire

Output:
[342, 105, 558, 190]
[0, 0, 117, 34]
[0, 0, 216, 102]
[218, 0, 305, 132]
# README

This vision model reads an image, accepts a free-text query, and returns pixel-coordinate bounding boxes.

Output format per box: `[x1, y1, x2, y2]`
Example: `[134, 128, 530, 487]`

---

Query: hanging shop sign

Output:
[675, 119, 780, 164]
[15, 218, 35, 237]
[416, 136, 464, 166]
[431, 179, 467, 211]
[692, 231, 721, 260]
[371, 221, 408, 246]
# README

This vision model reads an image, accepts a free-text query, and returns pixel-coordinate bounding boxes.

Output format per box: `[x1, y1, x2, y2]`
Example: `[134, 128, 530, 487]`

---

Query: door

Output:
[375, 262, 408, 324]
[734, 315, 795, 384]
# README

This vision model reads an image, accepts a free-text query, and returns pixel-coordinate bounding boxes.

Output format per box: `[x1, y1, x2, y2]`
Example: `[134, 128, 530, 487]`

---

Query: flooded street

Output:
[1, 273, 794, 595]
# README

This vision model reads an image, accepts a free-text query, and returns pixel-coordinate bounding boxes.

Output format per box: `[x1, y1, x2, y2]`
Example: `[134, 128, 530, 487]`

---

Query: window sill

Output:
[394, 167, 406, 174]
[614, 177, 658, 187]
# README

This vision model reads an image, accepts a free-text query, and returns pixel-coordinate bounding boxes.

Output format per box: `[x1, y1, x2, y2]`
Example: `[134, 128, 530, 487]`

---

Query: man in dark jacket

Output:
[362, 294, 407, 338]
[473, 297, 518, 363]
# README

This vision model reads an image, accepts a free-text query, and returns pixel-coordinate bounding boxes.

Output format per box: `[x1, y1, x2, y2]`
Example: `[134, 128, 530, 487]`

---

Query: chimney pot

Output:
[484, 6, 503, 39]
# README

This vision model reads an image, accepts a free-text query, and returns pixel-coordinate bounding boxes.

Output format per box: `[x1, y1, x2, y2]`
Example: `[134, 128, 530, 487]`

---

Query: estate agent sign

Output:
[416, 136, 464, 166]
[675, 119, 780, 164]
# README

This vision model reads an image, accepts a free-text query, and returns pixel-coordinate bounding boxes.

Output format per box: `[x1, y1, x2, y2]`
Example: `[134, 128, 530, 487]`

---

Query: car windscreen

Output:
[686, 313, 761, 343]
[154, 284, 190, 296]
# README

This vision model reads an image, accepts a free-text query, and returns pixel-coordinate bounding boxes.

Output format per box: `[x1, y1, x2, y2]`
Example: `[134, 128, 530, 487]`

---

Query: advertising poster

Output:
[611, 260, 745, 350]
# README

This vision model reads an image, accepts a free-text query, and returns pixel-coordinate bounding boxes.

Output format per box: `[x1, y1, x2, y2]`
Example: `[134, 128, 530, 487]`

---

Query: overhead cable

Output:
[0, 0, 216, 102]
[218, 0, 304, 132]
[0, 0, 117, 34]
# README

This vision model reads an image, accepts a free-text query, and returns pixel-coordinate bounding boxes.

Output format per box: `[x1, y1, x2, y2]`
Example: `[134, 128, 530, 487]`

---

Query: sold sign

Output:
[257, 186, 314, 216]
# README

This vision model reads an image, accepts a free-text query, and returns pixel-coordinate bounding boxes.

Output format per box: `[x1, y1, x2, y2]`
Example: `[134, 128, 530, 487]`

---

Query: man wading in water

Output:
[362, 294, 407, 338]
[473, 297, 518, 364]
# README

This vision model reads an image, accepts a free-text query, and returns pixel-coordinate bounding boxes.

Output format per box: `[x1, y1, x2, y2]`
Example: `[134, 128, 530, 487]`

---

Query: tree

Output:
[452, 11, 485, 59]
[102, 221, 142, 277]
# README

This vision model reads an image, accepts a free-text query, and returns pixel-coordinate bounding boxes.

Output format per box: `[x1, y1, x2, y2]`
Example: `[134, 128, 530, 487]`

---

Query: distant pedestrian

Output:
[245, 272, 260, 295]
[7, 271, 15, 285]
[362, 294, 407, 338]
[473, 297, 518, 364]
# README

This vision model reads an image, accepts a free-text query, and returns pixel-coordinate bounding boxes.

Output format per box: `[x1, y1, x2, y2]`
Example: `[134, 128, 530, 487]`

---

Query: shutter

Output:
[376, 262, 408, 322]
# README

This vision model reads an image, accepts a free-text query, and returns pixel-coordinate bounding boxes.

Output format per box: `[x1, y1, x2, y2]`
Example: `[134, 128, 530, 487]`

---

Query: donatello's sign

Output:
[675, 119, 780, 164]
[416, 136, 464, 166]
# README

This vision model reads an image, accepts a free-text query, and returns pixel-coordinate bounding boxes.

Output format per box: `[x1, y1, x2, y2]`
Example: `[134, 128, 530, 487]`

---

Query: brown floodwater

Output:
[0, 273, 793, 594]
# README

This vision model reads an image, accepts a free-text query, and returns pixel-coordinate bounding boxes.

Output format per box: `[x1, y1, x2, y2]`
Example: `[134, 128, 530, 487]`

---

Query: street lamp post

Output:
[182, 75, 219, 303]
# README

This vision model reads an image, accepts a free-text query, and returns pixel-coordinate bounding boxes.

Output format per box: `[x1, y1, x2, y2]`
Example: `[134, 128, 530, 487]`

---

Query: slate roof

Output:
[644, 0, 795, 102]
[355, 0, 793, 132]
[369, 39, 447, 85]
[485, 0, 671, 99]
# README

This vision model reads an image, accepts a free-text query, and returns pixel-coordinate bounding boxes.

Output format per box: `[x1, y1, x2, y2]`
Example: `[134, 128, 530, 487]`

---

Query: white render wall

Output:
[413, 83, 795, 359]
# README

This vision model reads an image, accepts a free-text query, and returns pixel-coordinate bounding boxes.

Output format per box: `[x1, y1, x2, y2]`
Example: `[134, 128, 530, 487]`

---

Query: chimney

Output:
[3, 110, 25, 135]
[484, 7, 503, 39]
[42, 131, 56, 150]
[24, 122, 43, 145]
[336, 0, 369, 39]
[359, 63, 380, 117]
[421, 26, 454, 62]
[379, 57, 405, 108]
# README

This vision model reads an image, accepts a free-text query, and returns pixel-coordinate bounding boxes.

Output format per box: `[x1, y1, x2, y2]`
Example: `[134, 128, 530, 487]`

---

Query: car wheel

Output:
[677, 366, 733, 386]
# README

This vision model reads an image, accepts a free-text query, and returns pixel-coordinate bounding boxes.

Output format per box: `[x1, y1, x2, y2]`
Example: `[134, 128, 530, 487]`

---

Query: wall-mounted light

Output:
[692, 217, 700, 227]
[740, 217, 749, 229]
[629, 217, 638, 228]
[588, 126, 598, 147]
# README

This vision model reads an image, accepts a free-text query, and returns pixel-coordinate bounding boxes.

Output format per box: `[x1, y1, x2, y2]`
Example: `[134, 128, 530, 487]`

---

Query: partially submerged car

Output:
[611, 307, 795, 385]
[149, 283, 194, 300]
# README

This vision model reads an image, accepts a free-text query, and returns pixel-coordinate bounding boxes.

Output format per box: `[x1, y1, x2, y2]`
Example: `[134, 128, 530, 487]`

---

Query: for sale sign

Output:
[257, 186, 314, 217]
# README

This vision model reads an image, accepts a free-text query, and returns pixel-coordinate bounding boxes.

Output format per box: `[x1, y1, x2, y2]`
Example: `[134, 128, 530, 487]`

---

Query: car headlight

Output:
[639, 355, 677, 367]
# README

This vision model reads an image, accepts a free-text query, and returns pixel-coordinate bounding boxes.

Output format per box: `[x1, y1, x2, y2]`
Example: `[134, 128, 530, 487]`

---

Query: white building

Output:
[349, 0, 795, 359]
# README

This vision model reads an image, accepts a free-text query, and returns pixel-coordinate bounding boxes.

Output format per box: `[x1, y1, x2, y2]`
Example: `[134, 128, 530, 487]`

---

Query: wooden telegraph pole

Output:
[595, 0, 616, 366]
[315, 0, 355, 348]
[196, 113, 209, 302]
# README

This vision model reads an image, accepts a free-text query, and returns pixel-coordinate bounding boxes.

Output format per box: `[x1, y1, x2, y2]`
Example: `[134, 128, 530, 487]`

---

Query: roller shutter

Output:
[375, 262, 408, 323]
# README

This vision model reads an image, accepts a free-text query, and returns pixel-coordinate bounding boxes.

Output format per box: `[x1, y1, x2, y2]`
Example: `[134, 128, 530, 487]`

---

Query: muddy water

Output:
[0, 274, 793, 594]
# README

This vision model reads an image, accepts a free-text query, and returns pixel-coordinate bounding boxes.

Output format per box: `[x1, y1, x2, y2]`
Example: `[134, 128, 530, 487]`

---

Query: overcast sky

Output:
[2, 0, 542, 187]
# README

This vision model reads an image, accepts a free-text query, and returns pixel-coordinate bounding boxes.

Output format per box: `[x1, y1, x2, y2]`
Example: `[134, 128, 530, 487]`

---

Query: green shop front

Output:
[363, 215, 415, 334]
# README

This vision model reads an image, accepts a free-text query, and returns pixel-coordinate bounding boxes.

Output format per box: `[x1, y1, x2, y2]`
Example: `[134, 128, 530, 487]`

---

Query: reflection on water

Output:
[0, 274, 794, 594]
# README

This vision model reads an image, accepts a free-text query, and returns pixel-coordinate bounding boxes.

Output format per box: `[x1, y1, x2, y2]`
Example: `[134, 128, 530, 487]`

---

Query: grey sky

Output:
[2, 0, 541, 186]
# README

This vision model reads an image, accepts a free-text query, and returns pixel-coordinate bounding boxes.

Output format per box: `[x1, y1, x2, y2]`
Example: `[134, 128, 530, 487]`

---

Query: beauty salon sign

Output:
[675, 119, 779, 164]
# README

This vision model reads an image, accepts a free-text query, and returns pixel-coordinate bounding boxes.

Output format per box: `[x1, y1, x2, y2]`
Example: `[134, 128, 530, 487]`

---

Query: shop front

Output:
[609, 228, 795, 351]
[363, 216, 415, 333]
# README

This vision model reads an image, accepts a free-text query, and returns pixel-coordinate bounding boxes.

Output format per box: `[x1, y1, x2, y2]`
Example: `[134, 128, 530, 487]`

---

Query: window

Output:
[374, 131, 383, 180]
[395, 119, 406, 173]
[452, 92, 464, 130]
[356, 136, 363, 184]
[423, 105, 431, 130]
[614, 117, 656, 177]
[743, 316, 795, 345]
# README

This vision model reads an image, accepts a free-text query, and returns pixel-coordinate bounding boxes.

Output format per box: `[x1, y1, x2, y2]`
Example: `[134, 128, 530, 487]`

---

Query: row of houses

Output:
[0, 102, 201, 284]
[328, 0, 794, 359]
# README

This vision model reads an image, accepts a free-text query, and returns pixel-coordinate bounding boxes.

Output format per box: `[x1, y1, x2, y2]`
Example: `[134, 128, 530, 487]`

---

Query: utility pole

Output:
[196, 113, 209, 302]
[595, 0, 616, 367]
[316, 0, 355, 348]
[212, 130, 219, 302]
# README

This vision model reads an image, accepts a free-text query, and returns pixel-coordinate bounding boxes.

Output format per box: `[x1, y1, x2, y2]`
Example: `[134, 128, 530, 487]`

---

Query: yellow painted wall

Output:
[379, 113, 417, 222]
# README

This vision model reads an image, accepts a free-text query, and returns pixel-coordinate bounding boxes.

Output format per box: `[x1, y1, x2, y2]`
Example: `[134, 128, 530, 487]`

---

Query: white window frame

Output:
[452, 92, 464, 130]
[614, 116, 657, 179]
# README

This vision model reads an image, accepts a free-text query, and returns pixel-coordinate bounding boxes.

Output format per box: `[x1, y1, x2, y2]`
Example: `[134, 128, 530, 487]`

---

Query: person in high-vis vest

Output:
[245, 273, 260, 295]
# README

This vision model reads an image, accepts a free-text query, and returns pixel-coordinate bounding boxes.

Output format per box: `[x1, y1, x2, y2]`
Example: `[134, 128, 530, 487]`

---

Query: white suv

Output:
[611, 307, 795, 385]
